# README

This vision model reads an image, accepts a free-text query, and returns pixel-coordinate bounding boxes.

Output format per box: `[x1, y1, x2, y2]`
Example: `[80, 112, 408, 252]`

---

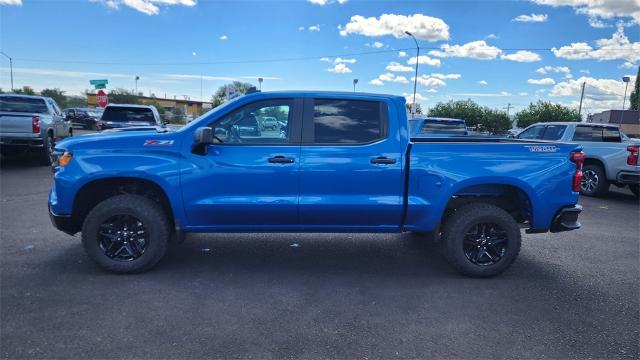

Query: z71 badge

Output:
[144, 140, 175, 146]
[525, 145, 558, 153]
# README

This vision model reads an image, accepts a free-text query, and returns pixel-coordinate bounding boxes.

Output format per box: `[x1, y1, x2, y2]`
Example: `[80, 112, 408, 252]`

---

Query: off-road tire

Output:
[81, 194, 170, 274]
[39, 133, 55, 166]
[442, 203, 521, 278]
[581, 164, 609, 197]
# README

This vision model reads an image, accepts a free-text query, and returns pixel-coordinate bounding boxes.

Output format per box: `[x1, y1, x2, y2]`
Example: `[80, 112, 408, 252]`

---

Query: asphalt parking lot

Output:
[1, 157, 638, 359]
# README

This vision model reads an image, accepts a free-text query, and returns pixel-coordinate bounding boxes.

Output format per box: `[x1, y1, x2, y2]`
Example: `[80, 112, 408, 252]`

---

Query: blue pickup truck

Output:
[49, 91, 584, 277]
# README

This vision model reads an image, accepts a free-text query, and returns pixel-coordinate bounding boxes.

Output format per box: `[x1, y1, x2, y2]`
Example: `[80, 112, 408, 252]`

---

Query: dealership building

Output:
[87, 93, 212, 118]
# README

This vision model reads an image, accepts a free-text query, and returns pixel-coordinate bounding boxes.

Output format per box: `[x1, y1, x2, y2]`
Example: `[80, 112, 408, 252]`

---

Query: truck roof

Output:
[0, 94, 52, 101]
[241, 90, 406, 102]
[415, 117, 465, 122]
[533, 121, 620, 127]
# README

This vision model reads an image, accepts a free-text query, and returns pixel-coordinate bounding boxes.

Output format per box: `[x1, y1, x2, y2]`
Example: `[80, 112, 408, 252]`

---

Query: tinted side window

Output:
[312, 99, 385, 144]
[542, 125, 567, 140]
[572, 126, 592, 141]
[518, 126, 544, 139]
[0, 96, 48, 113]
[602, 127, 621, 142]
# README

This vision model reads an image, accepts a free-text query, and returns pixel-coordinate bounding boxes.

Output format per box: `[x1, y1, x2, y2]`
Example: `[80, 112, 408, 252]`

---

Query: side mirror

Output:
[191, 127, 213, 155]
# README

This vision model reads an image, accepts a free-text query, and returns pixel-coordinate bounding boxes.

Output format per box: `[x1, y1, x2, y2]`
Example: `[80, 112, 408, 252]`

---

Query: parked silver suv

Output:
[0, 94, 73, 165]
[518, 122, 640, 197]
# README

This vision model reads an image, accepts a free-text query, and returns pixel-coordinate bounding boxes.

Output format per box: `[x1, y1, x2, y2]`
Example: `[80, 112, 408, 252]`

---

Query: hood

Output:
[55, 127, 179, 151]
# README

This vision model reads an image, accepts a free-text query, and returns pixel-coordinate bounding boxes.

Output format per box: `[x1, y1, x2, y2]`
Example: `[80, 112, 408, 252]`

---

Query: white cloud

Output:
[372, 41, 384, 48]
[486, 34, 499, 39]
[192, 52, 197, 56]
[298, 26, 305, 31]
[308, 24, 321, 32]
[536, 66, 571, 74]
[407, 55, 441, 67]
[501, 50, 542, 62]
[386, 62, 414, 72]
[398, 51, 407, 58]
[528, 78, 556, 85]
[328, 63, 352, 73]
[2, 67, 131, 79]
[428, 40, 502, 60]
[334, 57, 356, 64]
[430, 73, 462, 80]
[519, 92, 529, 96]
[0, 0, 21, 5]
[549, 75, 637, 113]
[414, 76, 446, 88]
[620, 61, 638, 69]
[378, 73, 409, 83]
[551, 25, 640, 63]
[454, 92, 514, 97]
[369, 79, 384, 86]
[319, 57, 331, 63]
[479, 80, 488, 85]
[588, 17, 611, 28]
[533, 0, 640, 24]
[427, 89, 438, 93]
[91, 0, 195, 15]
[512, 13, 549, 22]
[219, 35, 228, 40]
[579, 69, 590, 74]
[339, 13, 450, 41]
[403, 92, 428, 102]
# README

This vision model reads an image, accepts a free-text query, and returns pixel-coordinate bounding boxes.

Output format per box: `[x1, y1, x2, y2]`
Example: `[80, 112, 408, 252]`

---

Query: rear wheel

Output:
[39, 133, 55, 166]
[81, 194, 170, 273]
[580, 164, 609, 197]
[441, 203, 521, 278]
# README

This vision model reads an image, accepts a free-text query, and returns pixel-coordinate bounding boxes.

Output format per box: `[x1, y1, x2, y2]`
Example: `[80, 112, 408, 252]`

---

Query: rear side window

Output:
[312, 99, 385, 144]
[0, 96, 48, 114]
[541, 125, 567, 140]
[602, 127, 621, 142]
[102, 107, 156, 124]
[572, 126, 593, 141]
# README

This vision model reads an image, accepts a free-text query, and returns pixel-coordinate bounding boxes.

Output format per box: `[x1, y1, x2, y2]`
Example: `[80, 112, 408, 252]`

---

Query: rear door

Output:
[298, 97, 404, 230]
[0, 96, 48, 134]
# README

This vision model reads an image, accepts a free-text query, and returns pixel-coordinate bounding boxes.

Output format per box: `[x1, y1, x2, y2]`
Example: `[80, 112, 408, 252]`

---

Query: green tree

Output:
[211, 81, 255, 107]
[11, 86, 36, 95]
[65, 95, 87, 108]
[515, 101, 580, 128]
[628, 66, 639, 111]
[428, 99, 485, 129]
[479, 108, 512, 134]
[105, 88, 139, 104]
[40, 88, 67, 108]
[405, 102, 423, 115]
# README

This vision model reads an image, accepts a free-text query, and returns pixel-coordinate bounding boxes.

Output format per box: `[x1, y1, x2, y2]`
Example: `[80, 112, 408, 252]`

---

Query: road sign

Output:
[90, 79, 108, 86]
[97, 89, 108, 108]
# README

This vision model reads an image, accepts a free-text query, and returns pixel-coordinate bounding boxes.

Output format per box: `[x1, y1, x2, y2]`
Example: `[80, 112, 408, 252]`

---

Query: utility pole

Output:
[578, 81, 586, 117]
[0, 52, 14, 90]
[405, 31, 419, 119]
[135, 76, 140, 95]
[504, 103, 512, 116]
[353, 78, 358, 92]
[258, 77, 263, 91]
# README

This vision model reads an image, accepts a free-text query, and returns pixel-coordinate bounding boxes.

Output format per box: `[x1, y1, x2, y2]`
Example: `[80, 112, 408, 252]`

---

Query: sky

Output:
[0, 0, 638, 117]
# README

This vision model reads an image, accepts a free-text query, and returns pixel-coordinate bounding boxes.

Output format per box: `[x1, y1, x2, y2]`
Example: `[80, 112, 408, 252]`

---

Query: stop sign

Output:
[97, 90, 108, 108]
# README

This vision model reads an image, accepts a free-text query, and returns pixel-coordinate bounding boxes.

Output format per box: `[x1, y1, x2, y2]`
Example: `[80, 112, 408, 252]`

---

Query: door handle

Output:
[371, 156, 396, 164]
[268, 156, 295, 164]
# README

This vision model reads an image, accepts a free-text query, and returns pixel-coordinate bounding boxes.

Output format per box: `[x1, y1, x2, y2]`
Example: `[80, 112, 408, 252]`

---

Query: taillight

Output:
[570, 151, 584, 192]
[627, 145, 639, 166]
[32, 116, 41, 133]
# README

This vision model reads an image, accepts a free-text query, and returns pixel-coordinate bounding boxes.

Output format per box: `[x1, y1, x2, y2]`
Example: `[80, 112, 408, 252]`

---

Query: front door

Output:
[181, 98, 303, 229]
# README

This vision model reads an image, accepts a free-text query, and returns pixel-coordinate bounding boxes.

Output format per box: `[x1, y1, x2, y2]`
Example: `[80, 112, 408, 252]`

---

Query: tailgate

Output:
[0, 113, 35, 133]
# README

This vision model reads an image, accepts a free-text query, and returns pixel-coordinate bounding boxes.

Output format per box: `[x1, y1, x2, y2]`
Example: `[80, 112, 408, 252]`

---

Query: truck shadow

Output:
[0, 152, 41, 169]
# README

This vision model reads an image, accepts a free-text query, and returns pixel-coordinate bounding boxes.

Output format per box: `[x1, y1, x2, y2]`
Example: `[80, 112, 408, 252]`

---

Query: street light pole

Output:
[405, 31, 419, 118]
[0, 52, 14, 90]
[353, 78, 358, 92]
[258, 77, 263, 91]
[135, 76, 140, 95]
[621, 76, 630, 125]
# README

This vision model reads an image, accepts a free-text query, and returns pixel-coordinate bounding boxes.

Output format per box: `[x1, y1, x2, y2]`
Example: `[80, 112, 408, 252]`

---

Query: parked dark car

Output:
[63, 108, 103, 130]
[97, 104, 162, 130]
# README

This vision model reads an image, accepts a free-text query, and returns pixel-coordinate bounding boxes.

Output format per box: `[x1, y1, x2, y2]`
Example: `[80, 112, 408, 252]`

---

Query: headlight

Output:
[58, 151, 73, 167]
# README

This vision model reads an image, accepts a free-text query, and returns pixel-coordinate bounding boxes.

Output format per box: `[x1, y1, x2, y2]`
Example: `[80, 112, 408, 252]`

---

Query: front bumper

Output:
[616, 170, 640, 185]
[550, 204, 582, 233]
[48, 203, 78, 235]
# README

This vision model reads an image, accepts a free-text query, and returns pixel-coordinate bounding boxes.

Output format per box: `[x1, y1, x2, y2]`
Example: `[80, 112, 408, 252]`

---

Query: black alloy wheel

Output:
[98, 214, 149, 261]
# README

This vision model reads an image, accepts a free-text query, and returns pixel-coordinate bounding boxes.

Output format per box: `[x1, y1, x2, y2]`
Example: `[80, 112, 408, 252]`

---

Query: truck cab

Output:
[49, 91, 583, 277]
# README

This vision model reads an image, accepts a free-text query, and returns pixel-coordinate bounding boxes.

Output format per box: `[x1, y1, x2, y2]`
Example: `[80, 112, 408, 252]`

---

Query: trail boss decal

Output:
[144, 140, 174, 146]
[525, 145, 559, 153]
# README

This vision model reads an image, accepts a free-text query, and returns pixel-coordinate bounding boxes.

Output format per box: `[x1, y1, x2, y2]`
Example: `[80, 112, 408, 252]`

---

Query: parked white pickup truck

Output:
[518, 122, 640, 197]
[0, 94, 73, 165]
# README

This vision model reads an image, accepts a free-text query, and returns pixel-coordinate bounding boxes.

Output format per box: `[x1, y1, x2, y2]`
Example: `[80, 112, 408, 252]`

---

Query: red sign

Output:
[97, 90, 108, 108]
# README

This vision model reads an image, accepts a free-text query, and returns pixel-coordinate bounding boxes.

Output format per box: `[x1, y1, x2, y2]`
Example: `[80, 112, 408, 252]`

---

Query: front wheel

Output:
[441, 203, 521, 278]
[81, 194, 170, 273]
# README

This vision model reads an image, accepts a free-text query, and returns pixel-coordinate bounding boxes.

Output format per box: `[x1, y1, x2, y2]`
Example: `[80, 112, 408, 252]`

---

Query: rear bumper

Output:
[616, 170, 640, 185]
[48, 203, 78, 235]
[0, 136, 43, 148]
[550, 204, 582, 233]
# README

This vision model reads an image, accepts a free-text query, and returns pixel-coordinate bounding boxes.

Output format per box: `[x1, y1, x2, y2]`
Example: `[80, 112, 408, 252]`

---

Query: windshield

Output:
[0, 96, 48, 114]
[421, 120, 467, 134]
[101, 107, 156, 124]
